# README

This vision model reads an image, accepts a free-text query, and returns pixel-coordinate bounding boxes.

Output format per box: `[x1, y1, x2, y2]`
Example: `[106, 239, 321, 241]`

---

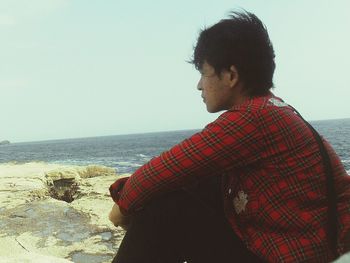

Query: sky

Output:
[1, 0, 349, 143]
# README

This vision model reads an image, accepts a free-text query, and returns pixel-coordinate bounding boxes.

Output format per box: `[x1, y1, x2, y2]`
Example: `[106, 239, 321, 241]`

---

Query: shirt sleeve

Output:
[111, 110, 264, 214]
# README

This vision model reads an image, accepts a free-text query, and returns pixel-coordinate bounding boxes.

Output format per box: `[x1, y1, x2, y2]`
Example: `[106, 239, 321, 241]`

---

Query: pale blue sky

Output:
[1, 0, 349, 142]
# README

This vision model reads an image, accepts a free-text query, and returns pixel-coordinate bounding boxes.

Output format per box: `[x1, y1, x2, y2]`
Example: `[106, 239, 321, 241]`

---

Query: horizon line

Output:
[5, 116, 350, 144]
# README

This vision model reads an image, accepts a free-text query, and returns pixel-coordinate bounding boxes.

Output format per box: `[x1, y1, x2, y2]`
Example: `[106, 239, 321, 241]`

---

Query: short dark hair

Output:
[190, 10, 275, 97]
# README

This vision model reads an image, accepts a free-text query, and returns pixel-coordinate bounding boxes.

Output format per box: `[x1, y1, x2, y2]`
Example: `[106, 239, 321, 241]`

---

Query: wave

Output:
[115, 161, 142, 168]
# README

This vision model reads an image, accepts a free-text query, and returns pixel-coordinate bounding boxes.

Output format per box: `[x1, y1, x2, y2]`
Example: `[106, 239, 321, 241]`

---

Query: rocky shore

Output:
[1, 162, 349, 263]
[0, 162, 128, 263]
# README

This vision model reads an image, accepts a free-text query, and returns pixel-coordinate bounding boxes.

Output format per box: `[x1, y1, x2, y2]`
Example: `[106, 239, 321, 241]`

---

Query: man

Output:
[109, 11, 350, 262]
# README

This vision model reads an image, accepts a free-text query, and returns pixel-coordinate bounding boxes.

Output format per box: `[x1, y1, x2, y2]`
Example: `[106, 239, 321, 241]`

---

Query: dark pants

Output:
[112, 177, 264, 263]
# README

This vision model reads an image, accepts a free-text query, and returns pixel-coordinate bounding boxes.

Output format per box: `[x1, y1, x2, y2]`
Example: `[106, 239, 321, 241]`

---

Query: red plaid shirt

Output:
[110, 94, 350, 262]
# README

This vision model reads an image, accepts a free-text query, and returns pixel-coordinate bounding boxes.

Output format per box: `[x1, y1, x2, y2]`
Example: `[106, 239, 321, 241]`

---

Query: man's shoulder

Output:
[224, 94, 289, 116]
[212, 94, 296, 129]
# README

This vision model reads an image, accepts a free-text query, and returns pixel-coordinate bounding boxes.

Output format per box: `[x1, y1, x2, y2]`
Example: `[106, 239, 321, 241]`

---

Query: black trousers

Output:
[112, 177, 264, 263]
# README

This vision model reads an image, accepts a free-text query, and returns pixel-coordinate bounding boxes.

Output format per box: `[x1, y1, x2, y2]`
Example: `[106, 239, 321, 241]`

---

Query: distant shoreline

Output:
[8, 129, 201, 145]
[0, 140, 10, 145]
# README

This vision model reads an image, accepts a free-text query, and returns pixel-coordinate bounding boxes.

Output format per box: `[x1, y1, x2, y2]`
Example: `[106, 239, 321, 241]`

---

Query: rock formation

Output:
[0, 162, 129, 263]
[0, 140, 10, 145]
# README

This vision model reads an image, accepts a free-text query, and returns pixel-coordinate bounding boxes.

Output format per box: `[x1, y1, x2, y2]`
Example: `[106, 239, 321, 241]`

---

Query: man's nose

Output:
[197, 80, 202, 91]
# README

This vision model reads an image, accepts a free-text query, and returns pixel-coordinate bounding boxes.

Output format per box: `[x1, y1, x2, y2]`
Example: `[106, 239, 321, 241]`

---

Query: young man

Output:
[109, 11, 350, 262]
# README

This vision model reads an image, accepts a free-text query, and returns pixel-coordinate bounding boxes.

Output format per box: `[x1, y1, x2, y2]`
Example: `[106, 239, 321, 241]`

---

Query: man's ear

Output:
[228, 65, 239, 88]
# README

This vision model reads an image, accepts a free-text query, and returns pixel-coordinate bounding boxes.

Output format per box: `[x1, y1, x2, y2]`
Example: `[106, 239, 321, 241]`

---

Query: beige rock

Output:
[0, 253, 73, 263]
[0, 162, 128, 263]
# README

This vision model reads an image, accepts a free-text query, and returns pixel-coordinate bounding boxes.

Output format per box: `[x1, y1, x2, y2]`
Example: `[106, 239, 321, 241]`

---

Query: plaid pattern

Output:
[110, 94, 350, 262]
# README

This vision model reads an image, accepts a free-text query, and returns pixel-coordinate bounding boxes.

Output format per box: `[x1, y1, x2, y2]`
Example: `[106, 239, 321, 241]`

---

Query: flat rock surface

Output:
[0, 162, 128, 263]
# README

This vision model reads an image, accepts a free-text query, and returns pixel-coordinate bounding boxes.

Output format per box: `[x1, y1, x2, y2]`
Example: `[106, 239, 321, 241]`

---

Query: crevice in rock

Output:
[15, 237, 29, 252]
[47, 178, 79, 203]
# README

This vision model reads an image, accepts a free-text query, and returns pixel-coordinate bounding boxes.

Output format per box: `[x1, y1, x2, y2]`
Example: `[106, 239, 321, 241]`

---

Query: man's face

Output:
[197, 61, 235, 113]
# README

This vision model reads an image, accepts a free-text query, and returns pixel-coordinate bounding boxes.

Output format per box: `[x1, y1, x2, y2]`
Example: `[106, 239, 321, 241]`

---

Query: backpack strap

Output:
[288, 105, 339, 258]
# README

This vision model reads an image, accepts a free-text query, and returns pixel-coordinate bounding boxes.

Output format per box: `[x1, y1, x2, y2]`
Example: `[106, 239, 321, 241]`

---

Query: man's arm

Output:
[111, 110, 263, 215]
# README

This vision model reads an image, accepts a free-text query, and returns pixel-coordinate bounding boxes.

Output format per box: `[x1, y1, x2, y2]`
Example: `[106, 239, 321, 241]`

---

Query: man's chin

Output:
[206, 105, 225, 113]
[206, 107, 219, 113]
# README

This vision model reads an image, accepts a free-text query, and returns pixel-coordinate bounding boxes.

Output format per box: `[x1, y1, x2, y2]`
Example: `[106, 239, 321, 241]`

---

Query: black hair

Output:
[190, 10, 275, 97]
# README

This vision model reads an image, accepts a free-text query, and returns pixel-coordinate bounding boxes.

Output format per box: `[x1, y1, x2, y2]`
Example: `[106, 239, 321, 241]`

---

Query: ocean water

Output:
[0, 118, 350, 174]
[0, 130, 199, 173]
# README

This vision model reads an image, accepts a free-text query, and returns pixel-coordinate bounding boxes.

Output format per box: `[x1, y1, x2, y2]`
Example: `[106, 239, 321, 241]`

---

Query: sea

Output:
[1, 118, 350, 174]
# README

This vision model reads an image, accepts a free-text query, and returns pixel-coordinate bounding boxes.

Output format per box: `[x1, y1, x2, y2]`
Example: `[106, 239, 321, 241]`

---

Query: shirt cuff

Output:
[109, 177, 129, 213]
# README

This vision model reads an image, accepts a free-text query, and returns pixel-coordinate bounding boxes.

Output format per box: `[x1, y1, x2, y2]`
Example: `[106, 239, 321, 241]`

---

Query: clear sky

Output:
[1, 0, 349, 143]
